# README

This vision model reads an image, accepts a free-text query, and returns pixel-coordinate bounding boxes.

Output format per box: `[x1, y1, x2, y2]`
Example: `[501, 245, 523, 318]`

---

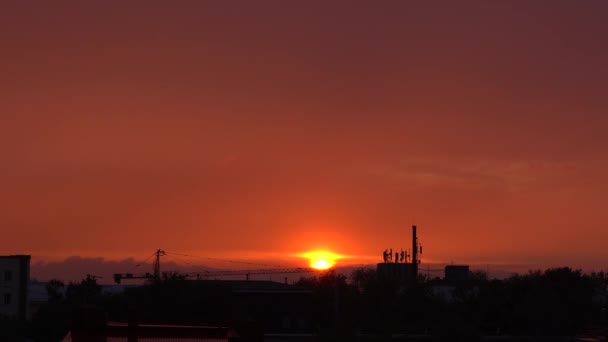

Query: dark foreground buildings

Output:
[62, 279, 314, 342]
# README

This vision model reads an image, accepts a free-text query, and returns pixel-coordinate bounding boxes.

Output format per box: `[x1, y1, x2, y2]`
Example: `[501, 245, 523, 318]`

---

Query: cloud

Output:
[31, 256, 138, 284]
[29, 253, 310, 284]
[363, 157, 587, 193]
[29, 256, 203, 284]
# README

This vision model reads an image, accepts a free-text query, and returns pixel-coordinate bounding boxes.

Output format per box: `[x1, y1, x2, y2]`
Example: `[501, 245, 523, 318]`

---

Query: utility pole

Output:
[152, 249, 166, 280]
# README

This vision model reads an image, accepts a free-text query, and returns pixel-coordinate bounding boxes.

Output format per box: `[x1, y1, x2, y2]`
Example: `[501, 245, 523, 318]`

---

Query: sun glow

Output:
[312, 259, 331, 269]
[300, 251, 341, 270]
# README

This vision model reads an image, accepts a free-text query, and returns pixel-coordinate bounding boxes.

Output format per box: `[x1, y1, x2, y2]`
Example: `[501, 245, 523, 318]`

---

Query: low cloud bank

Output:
[30, 256, 202, 284]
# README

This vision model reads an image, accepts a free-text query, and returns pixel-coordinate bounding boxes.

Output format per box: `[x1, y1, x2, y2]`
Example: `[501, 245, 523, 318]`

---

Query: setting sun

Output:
[311, 259, 331, 269]
[299, 251, 341, 270]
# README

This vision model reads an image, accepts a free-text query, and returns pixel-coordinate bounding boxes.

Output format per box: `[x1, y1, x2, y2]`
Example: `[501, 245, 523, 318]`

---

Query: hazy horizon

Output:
[27, 252, 604, 285]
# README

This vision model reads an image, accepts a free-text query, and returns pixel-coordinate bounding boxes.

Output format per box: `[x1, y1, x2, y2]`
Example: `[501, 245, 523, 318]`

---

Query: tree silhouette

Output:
[46, 279, 65, 303]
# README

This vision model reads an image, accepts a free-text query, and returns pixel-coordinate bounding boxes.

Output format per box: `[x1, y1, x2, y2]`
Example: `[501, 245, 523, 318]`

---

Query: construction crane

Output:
[113, 249, 165, 284]
[113, 249, 319, 284]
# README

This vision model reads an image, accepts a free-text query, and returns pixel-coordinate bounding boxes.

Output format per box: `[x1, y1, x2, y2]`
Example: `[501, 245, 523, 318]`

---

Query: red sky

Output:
[2, 1, 608, 280]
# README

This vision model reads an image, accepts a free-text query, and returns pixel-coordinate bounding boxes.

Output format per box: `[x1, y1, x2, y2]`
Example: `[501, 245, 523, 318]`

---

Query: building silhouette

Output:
[0, 255, 30, 320]
[444, 265, 470, 284]
[377, 225, 420, 286]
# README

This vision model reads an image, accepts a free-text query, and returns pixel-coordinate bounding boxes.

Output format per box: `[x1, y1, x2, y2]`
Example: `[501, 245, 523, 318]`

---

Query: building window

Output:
[4, 271, 11, 282]
[3, 293, 10, 305]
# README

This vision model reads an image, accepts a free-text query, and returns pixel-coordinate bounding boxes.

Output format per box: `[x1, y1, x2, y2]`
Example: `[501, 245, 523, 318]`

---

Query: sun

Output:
[312, 259, 331, 270]
[299, 251, 341, 270]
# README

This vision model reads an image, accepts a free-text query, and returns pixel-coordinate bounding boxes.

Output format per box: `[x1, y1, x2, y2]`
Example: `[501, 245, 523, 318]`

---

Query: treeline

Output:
[295, 267, 608, 340]
[1, 276, 100, 341]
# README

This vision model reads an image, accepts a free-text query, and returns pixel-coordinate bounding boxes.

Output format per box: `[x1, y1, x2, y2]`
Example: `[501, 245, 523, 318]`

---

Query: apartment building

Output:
[0, 255, 30, 320]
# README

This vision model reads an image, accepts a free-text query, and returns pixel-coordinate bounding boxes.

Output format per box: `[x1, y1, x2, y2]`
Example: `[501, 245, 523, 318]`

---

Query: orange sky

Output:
[2, 2, 608, 279]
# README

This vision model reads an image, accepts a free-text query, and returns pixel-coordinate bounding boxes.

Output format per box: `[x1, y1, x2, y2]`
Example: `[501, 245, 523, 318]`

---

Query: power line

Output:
[165, 253, 202, 270]
[166, 251, 289, 269]
[125, 251, 157, 273]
